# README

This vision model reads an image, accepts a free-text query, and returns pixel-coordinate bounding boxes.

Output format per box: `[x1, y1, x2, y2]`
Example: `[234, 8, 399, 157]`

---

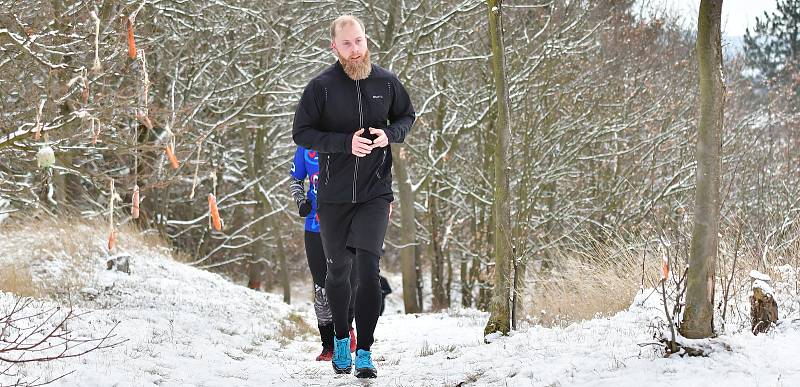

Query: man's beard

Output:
[339, 49, 372, 81]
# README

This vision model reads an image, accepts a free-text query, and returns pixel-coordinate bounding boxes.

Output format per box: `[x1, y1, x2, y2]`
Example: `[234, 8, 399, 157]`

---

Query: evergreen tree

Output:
[743, 0, 800, 101]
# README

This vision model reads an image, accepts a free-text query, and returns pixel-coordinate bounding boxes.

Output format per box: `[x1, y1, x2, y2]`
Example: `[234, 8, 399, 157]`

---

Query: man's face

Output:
[332, 22, 368, 69]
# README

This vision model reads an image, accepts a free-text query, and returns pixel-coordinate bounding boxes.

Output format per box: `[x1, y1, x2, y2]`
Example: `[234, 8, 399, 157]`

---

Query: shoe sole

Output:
[332, 364, 351, 374]
[355, 368, 377, 379]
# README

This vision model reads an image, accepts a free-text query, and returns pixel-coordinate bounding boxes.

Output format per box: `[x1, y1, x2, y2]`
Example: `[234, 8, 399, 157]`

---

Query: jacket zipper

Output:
[353, 80, 363, 203]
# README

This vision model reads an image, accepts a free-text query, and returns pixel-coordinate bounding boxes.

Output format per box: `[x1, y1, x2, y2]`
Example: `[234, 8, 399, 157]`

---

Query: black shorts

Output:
[317, 196, 391, 267]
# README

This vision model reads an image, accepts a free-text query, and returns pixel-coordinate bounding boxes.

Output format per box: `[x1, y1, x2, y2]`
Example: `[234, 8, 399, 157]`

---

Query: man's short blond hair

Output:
[330, 15, 365, 41]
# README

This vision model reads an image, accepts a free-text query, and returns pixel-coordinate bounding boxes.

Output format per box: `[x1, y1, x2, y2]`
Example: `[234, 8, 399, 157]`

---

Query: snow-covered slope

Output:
[1, 229, 799, 386]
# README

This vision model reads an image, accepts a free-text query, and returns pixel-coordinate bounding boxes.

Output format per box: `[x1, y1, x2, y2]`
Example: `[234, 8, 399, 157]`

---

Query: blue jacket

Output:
[290, 147, 321, 232]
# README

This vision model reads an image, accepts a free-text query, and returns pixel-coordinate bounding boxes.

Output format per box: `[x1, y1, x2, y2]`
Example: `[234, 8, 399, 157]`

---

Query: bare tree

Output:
[680, 0, 725, 339]
[483, 0, 512, 338]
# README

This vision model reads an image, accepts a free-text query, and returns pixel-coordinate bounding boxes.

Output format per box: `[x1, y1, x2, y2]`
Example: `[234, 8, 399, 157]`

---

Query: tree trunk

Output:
[429, 199, 448, 310]
[680, 0, 725, 339]
[395, 146, 422, 313]
[429, 93, 450, 311]
[244, 119, 287, 302]
[244, 127, 268, 291]
[461, 254, 472, 307]
[512, 254, 525, 330]
[272, 216, 291, 304]
[446, 244, 453, 307]
[428, 172, 448, 310]
[484, 0, 513, 338]
[473, 117, 495, 312]
[376, 0, 422, 314]
[415, 243, 424, 310]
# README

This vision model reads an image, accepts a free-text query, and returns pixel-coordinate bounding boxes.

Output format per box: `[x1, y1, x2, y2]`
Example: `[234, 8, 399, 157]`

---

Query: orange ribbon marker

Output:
[108, 229, 117, 251]
[208, 193, 222, 231]
[165, 145, 179, 169]
[131, 185, 140, 219]
[126, 18, 137, 59]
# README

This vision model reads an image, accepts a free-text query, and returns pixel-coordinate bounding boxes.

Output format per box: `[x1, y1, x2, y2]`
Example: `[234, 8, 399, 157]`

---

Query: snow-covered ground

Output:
[1, 235, 799, 386]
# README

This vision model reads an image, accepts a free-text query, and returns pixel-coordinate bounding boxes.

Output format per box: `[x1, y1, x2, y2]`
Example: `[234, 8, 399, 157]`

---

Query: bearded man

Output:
[292, 15, 415, 379]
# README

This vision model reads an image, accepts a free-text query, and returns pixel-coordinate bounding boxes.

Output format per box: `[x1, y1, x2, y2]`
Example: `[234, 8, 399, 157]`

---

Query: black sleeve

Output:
[384, 77, 415, 144]
[292, 80, 353, 154]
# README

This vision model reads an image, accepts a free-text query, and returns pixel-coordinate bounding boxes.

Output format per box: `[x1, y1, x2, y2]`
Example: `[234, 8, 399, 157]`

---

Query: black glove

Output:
[297, 198, 312, 217]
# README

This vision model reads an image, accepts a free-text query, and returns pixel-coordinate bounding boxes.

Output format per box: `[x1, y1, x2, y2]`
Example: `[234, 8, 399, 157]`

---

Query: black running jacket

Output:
[292, 61, 415, 203]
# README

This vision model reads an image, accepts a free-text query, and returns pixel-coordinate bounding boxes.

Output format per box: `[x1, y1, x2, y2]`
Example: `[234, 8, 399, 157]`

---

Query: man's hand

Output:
[351, 128, 373, 157]
[368, 127, 389, 148]
[297, 198, 312, 217]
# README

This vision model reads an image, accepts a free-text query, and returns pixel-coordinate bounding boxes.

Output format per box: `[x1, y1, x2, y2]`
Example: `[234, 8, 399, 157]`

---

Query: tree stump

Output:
[750, 271, 778, 335]
[106, 254, 131, 274]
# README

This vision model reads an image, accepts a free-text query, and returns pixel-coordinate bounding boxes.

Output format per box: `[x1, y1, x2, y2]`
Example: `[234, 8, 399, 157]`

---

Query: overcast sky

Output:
[641, 0, 779, 36]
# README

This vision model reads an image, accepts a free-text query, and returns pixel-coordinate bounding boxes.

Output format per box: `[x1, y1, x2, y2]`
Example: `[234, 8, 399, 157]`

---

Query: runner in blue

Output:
[289, 146, 357, 361]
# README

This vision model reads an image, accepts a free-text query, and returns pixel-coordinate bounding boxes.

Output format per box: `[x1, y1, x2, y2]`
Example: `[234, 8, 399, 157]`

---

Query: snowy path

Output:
[2, 246, 799, 387]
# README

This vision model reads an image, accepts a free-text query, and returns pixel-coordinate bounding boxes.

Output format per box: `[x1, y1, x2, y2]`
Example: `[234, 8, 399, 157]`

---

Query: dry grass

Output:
[417, 341, 458, 357]
[275, 312, 316, 344]
[524, 235, 661, 327]
[0, 263, 40, 298]
[522, 224, 800, 329]
[0, 214, 171, 299]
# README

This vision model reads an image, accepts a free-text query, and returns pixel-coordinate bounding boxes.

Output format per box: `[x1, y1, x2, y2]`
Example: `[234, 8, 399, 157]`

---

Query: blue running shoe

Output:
[354, 349, 377, 379]
[331, 336, 352, 374]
